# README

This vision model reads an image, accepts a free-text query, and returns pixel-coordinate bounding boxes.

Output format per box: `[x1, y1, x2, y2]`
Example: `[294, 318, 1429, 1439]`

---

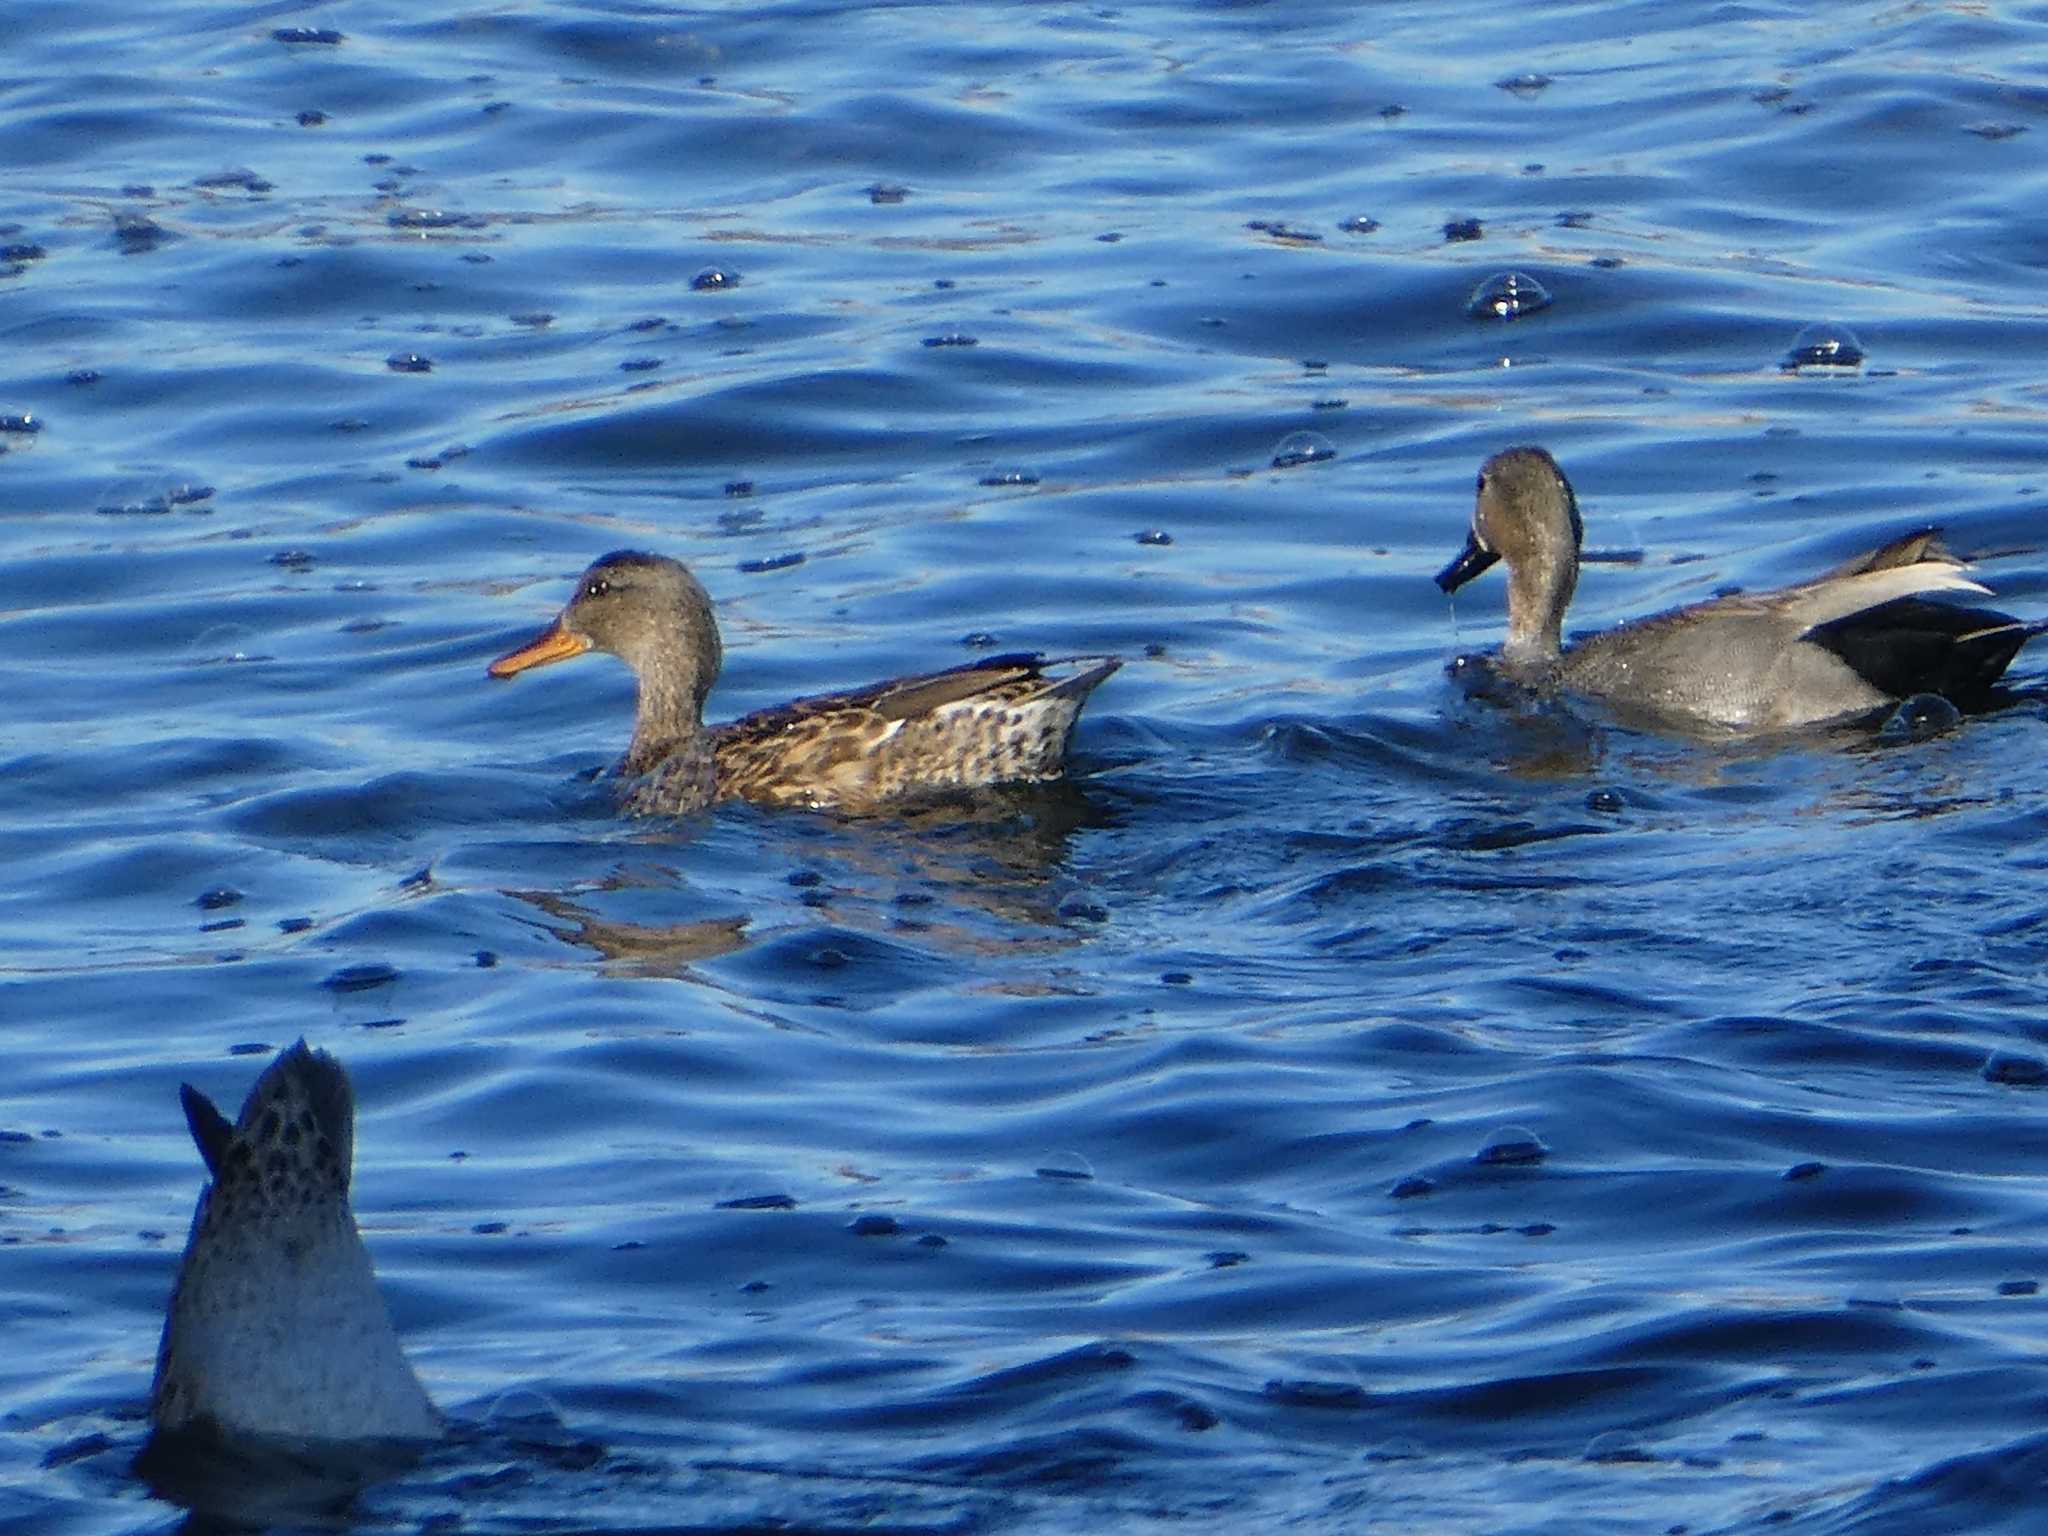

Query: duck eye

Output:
[1475, 471, 1487, 493]
[584, 578, 610, 599]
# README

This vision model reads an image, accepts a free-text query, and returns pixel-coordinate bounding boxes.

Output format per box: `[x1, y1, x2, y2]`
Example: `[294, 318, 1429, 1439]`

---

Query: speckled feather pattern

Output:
[489, 552, 1121, 818]
[149, 1041, 440, 1444]
[709, 660, 1119, 812]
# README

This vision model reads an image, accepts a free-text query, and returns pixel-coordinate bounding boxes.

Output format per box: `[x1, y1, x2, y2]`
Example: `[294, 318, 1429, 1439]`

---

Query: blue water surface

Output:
[8, 1, 2048, 1532]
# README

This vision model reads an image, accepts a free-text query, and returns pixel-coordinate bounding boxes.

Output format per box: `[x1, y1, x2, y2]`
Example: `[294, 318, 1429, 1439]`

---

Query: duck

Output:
[148, 1040, 441, 1447]
[487, 550, 1120, 815]
[1435, 446, 2044, 732]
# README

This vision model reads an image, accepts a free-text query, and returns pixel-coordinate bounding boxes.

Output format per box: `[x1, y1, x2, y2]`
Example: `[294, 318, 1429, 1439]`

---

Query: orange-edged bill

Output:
[488, 620, 592, 678]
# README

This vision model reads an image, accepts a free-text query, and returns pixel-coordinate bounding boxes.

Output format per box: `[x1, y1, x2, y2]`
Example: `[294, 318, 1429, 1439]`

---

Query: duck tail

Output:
[1036, 654, 1122, 703]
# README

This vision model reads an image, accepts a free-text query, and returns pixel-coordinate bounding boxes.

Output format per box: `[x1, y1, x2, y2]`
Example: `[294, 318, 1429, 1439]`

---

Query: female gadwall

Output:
[488, 551, 1120, 815]
[150, 1041, 440, 1446]
[1436, 446, 2043, 731]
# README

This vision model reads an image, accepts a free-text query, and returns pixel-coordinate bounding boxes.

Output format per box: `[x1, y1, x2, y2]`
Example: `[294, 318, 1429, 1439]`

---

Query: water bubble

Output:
[922, 331, 978, 348]
[191, 167, 272, 193]
[1781, 322, 1864, 369]
[1246, 219, 1321, 244]
[691, 265, 739, 291]
[1057, 893, 1109, 923]
[865, 182, 909, 204]
[323, 963, 398, 993]
[978, 467, 1039, 487]
[1271, 430, 1336, 468]
[1035, 1151, 1094, 1181]
[1467, 271, 1551, 320]
[273, 26, 344, 44]
[1263, 1378, 1368, 1409]
[1339, 214, 1380, 235]
[716, 1192, 796, 1211]
[387, 208, 468, 230]
[112, 213, 169, 254]
[97, 473, 209, 516]
[1878, 692, 1960, 742]
[385, 352, 433, 373]
[1497, 72, 1552, 97]
[296, 110, 326, 127]
[0, 413, 41, 434]
[1584, 1431, 1654, 1463]
[1442, 217, 1484, 243]
[484, 1388, 568, 1434]
[1983, 1050, 2048, 1086]
[848, 1213, 900, 1236]
[1475, 1125, 1546, 1165]
[1134, 528, 1173, 547]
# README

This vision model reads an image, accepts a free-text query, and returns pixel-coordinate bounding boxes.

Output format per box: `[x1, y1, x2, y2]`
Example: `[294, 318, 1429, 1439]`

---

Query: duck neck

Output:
[1501, 554, 1575, 673]
[624, 655, 716, 776]
[620, 598, 723, 777]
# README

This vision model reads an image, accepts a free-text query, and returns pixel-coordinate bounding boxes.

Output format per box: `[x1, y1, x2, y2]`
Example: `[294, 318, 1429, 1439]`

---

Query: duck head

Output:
[1436, 446, 1584, 666]
[489, 551, 724, 752]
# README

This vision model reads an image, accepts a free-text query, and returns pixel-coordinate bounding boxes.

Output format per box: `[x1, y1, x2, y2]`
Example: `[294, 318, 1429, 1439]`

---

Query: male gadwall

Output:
[487, 551, 1120, 815]
[149, 1041, 440, 1446]
[1436, 446, 2044, 731]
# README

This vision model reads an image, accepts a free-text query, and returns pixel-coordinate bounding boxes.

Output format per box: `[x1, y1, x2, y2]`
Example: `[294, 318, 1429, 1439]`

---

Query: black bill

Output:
[1435, 533, 1500, 594]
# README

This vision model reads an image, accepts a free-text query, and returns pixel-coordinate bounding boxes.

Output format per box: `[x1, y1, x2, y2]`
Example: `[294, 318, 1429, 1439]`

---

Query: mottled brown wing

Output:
[709, 653, 1118, 810]
[720, 652, 1053, 742]
[714, 712, 891, 806]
